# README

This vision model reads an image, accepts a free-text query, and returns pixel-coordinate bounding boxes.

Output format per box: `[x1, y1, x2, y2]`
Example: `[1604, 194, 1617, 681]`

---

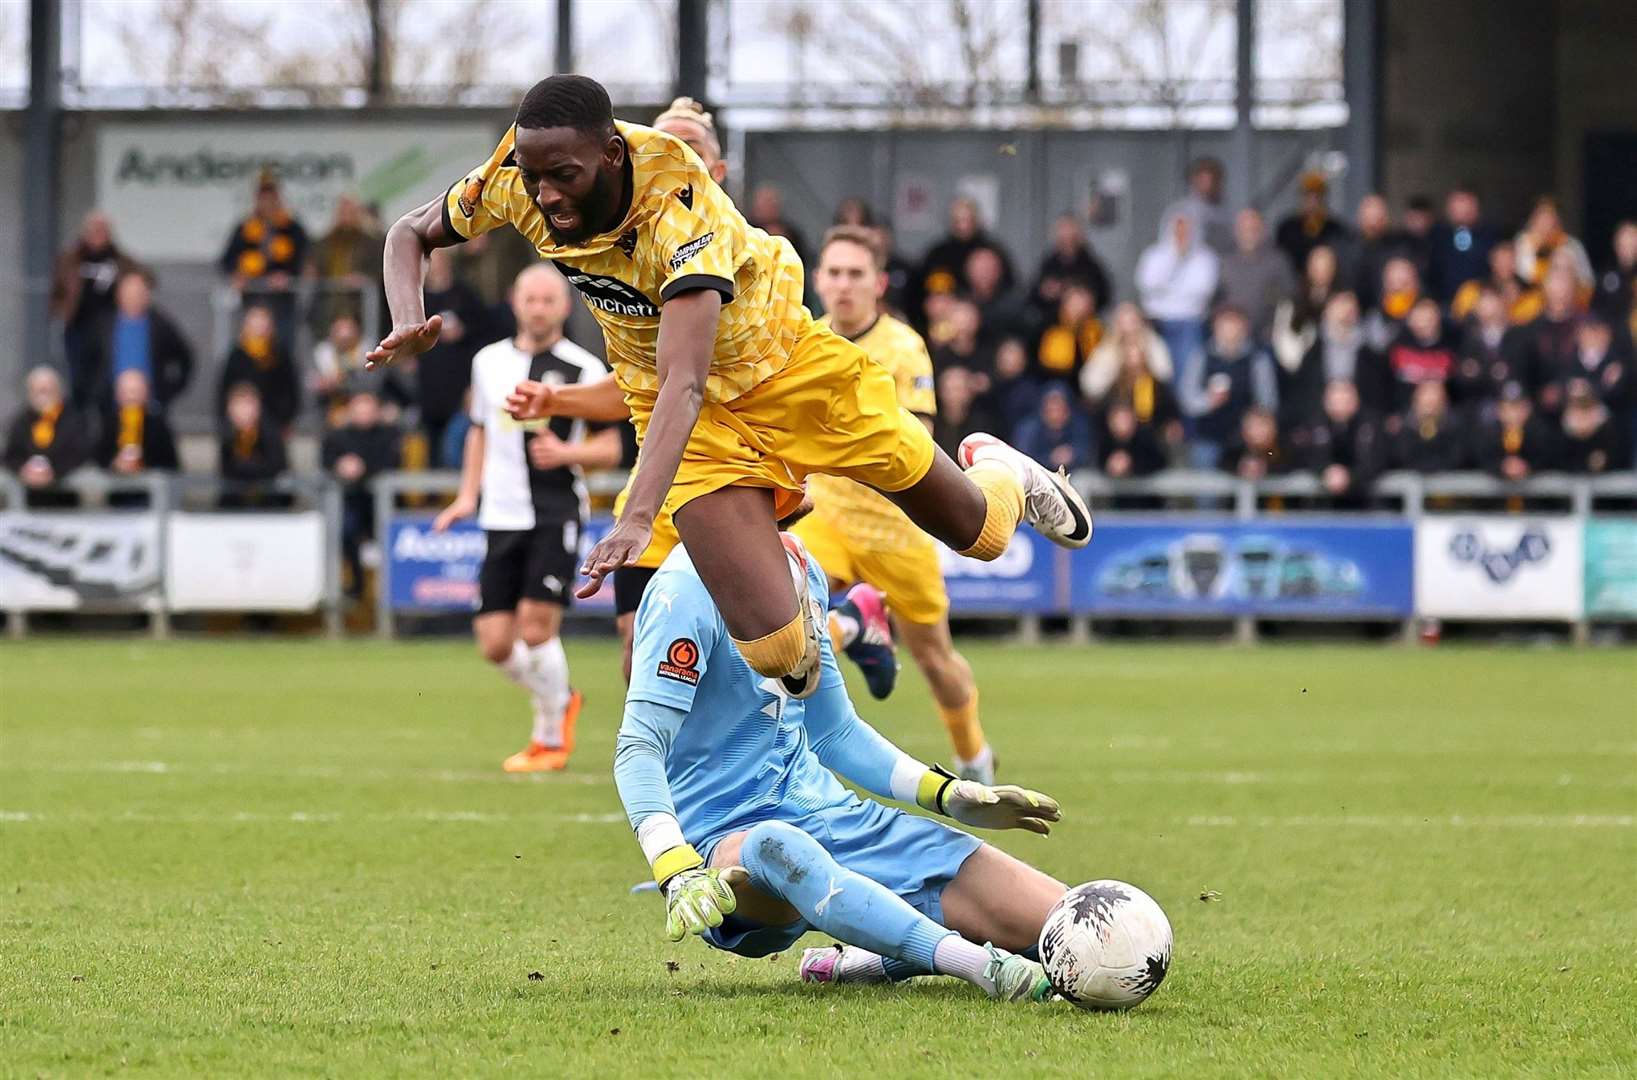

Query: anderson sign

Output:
[96, 120, 499, 260]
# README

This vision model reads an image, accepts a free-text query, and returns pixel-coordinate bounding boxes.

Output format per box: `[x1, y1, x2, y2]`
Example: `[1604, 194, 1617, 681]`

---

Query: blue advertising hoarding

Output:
[940, 530, 1065, 614]
[1069, 519, 1414, 617]
[386, 516, 615, 613]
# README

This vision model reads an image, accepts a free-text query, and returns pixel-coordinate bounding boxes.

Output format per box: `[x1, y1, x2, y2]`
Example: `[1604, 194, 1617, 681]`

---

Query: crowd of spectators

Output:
[10, 160, 1636, 524]
[857, 166, 1635, 494]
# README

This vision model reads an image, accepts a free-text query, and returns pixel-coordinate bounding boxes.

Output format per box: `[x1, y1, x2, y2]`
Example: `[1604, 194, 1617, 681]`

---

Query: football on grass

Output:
[1038, 880, 1172, 1010]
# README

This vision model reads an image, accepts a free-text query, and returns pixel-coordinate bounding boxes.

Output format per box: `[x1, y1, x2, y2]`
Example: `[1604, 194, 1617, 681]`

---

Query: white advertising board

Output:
[1414, 517, 1584, 620]
[0, 512, 162, 611]
[96, 120, 500, 260]
[165, 513, 326, 611]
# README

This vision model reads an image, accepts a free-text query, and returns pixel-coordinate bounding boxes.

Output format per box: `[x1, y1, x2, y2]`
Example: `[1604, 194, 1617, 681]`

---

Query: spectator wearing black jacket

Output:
[1592, 220, 1636, 326]
[80, 269, 194, 415]
[1179, 305, 1280, 468]
[1393, 381, 1468, 473]
[1450, 286, 1526, 417]
[1098, 398, 1169, 479]
[1015, 383, 1094, 473]
[219, 174, 308, 346]
[1558, 379, 1631, 475]
[218, 305, 300, 433]
[1275, 171, 1350, 276]
[1285, 291, 1382, 425]
[1473, 382, 1557, 481]
[1513, 266, 1582, 414]
[920, 197, 1017, 306]
[1343, 195, 1410, 313]
[1288, 380, 1384, 506]
[1031, 214, 1113, 318]
[97, 370, 179, 477]
[416, 249, 490, 465]
[50, 211, 142, 384]
[218, 382, 289, 508]
[1381, 298, 1458, 414]
[5, 366, 93, 507]
[1557, 314, 1632, 414]
[1427, 186, 1497, 302]
[322, 390, 402, 599]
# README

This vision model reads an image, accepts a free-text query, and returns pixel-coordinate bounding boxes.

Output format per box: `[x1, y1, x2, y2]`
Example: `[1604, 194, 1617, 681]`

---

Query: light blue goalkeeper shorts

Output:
[697, 794, 983, 958]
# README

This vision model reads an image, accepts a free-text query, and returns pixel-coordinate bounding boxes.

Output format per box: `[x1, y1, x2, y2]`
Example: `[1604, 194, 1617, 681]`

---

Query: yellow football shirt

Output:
[805, 312, 938, 550]
[442, 121, 812, 406]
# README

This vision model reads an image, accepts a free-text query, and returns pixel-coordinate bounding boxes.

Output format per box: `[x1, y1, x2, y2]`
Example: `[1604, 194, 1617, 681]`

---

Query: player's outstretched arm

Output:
[366, 196, 461, 370]
[804, 671, 1061, 834]
[432, 423, 484, 531]
[614, 698, 746, 940]
[576, 289, 720, 598]
[506, 372, 632, 423]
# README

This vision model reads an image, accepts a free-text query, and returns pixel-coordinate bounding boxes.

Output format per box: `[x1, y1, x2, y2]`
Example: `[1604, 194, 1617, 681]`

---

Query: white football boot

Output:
[957, 432, 1093, 549]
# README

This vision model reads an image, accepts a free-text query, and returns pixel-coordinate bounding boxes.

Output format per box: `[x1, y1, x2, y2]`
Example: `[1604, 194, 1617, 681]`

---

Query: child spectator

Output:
[1034, 283, 1103, 379]
[1393, 381, 1468, 472]
[1271, 243, 1342, 374]
[1288, 380, 1383, 505]
[1179, 305, 1279, 468]
[1097, 400, 1169, 479]
[218, 305, 300, 433]
[1451, 286, 1525, 416]
[1218, 406, 1287, 480]
[4, 367, 92, 507]
[1030, 213, 1113, 318]
[322, 390, 402, 599]
[96, 370, 179, 477]
[1473, 382, 1556, 481]
[218, 382, 289, 508]
[1285, 291, 1381, 425]
[1382, 297, 1458, 414]
[1362, 255, 1423, 352]
[1450, 242, 1542, 325]
[1557, 379, 1630, 475]
[1014, 383, 1093, 473]
[1136, 210, 1220, 392]
[1217, 208, 1294, 340]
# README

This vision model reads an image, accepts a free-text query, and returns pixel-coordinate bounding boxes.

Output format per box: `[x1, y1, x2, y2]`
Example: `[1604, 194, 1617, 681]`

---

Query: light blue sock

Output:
[739, 820, 948, 972]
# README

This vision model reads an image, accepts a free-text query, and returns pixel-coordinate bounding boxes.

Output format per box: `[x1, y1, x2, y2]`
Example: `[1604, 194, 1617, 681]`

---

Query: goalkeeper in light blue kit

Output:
[613, 530, 1069, 1001]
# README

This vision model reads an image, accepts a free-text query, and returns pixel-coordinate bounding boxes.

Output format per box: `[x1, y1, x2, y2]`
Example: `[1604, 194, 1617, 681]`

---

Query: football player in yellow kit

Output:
[369, 75, 1091, 699]
[793, 225, 997, 781]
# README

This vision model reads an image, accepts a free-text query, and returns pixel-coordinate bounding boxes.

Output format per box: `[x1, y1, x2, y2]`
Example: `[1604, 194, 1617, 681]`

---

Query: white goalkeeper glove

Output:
[916, 764, 1061, 835]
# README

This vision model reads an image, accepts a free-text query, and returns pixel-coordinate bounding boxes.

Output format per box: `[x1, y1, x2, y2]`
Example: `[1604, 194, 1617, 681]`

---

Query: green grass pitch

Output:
[2, 638, 1634, 1077]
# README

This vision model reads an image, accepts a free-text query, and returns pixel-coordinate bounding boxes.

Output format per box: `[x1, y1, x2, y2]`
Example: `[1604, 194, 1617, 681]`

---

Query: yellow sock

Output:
[958, 460, 1024, 561]
[938, 691, 986, 760]
[733, 609, 809, 678]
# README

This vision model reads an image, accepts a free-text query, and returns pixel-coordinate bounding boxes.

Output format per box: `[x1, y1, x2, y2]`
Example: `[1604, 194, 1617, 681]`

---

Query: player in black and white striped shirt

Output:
[434, 264, 621, 771]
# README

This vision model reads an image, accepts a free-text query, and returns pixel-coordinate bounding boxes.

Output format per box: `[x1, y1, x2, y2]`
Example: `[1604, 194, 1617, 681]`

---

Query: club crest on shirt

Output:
[676, 184, 693, 210]
[457, 175, 485, 218]
[615, 228, 638, 258]
[657, 638, 701, 685]
[669, 232, 714, 272]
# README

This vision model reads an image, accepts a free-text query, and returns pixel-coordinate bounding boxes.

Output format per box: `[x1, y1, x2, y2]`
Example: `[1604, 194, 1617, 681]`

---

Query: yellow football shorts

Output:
[792, 510, 950, 625]
[626, 325, 938, 528]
